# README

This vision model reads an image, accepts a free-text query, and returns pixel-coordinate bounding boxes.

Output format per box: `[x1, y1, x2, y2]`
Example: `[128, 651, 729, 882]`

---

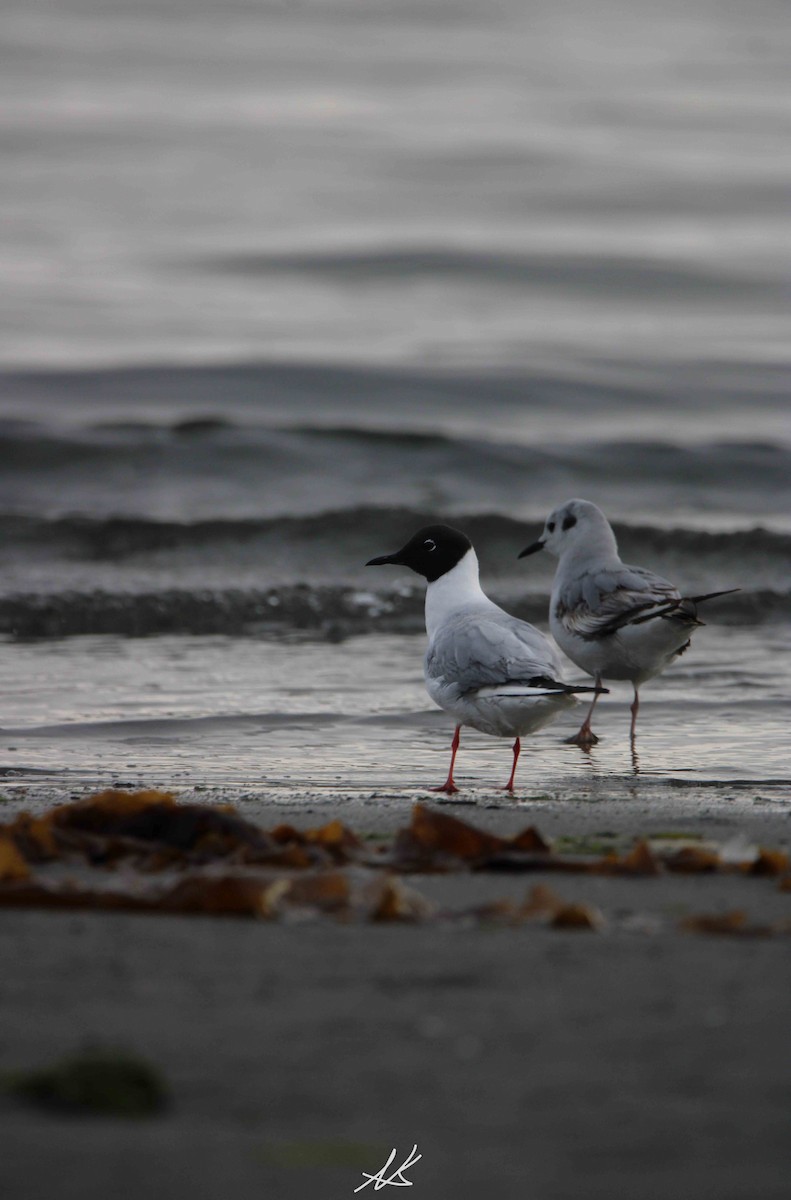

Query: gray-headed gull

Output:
[519, 499, 737, 746]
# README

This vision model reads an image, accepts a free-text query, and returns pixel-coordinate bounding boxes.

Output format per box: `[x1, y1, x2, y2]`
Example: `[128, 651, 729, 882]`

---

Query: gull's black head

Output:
[366, 524, 473, 582]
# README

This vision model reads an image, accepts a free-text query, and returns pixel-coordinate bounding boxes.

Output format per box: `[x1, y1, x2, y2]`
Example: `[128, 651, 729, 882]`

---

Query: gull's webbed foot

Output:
[564, 727, 600, 748]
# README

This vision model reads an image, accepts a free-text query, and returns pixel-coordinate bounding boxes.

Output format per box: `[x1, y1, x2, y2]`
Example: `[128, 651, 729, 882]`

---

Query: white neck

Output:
[424, 548, 496, 639]
[557, 524, 621, 575]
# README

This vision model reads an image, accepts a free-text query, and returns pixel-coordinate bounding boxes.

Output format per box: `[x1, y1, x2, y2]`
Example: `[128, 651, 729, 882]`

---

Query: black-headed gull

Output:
[366, 523, 603, 792]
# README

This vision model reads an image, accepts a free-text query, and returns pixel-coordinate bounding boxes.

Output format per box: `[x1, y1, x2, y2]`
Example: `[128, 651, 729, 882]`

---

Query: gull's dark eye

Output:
[547, 522, 555, 533]
[424, 538, 437, 551]
[562, 514, 577, 531]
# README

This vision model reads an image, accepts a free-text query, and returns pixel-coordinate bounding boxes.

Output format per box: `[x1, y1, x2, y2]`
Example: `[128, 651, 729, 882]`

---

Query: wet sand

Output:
[2, 780, 791, 1200]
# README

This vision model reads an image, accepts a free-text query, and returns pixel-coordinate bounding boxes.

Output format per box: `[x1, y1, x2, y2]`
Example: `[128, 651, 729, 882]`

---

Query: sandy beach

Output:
[2, 775, 791, 1200]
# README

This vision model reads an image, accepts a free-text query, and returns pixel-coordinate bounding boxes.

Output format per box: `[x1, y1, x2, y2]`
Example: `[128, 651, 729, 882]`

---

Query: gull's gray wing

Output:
[554, 564, 682, 641]
[426, 610, 564, 695]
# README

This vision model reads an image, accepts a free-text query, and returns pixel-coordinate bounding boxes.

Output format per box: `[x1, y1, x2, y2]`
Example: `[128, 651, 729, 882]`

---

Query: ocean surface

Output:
[0, 0, 789, 798]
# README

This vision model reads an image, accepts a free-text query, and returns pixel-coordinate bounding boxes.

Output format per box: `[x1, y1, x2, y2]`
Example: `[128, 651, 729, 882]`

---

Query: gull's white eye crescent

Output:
[424, 538, 437, 551]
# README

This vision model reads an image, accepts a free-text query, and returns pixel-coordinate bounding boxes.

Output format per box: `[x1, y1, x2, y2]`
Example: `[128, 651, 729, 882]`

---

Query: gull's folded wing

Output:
[555, 565, 683, 641]
[426, 611, 565, 694]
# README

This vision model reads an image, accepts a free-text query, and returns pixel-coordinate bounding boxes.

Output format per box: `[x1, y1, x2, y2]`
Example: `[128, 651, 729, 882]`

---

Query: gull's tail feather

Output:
[630, 587, 740, 628]
[475, 679, 609, 699]
[685, 588, 741, 605]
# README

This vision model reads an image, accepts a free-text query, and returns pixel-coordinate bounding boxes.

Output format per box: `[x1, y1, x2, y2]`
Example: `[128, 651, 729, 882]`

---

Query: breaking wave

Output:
[0, 508, 788, 564]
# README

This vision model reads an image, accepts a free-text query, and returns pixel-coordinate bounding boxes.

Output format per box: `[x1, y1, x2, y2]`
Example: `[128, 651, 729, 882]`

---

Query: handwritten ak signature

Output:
[354, 1144, 423, 1192]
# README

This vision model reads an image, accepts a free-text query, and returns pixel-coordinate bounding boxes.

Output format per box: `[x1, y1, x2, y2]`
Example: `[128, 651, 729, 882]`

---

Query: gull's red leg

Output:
[430, 724, 461, 794]
[503, 737, 521, 792]
[630, 687, 640, 740]
[565, 675, 602, 747]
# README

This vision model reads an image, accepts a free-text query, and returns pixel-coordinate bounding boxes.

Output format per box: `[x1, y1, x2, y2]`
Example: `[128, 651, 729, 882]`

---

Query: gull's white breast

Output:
[424, 552, 576, 738]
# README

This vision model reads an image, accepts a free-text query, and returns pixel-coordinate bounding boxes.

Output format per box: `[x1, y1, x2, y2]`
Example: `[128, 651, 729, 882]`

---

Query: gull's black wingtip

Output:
[687, 587, 741, 604]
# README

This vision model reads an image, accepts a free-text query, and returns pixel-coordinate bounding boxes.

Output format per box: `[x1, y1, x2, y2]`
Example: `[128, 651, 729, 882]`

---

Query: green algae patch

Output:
[6, 1049, 170, 1116]
[649, 830, 705, 841]
[554, 833, 623, 857]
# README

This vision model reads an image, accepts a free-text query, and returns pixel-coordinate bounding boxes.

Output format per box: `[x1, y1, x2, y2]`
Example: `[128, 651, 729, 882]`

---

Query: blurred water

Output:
[1, 0, 789, 373]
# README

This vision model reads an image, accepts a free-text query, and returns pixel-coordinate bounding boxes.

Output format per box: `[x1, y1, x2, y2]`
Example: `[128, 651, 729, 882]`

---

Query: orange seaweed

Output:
[596, 839, 662, 876]
[665, 846, 721, 873]
[396, 803, 505, 865]
[368, 876, 434, 923]
[520, 883, 604, 930]
[679, 911, 754, 935]
[749, 848, 790, 877]
[0, 836, 30, 882]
